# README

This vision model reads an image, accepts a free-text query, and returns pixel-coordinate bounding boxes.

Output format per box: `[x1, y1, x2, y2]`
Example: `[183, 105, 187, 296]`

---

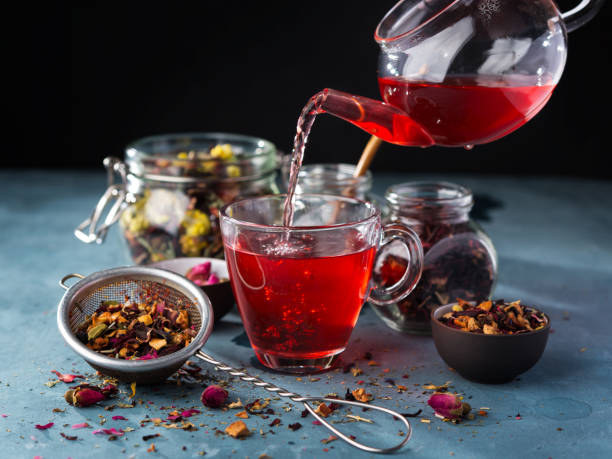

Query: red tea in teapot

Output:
[378, 75, 555, 146]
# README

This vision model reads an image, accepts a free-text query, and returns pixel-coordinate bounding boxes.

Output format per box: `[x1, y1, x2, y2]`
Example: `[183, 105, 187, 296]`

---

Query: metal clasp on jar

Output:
[74, 157, 128, 244]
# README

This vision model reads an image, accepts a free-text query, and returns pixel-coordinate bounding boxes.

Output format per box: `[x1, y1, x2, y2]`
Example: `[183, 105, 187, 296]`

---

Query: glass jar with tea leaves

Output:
[370, 182, 497, 334]
[75, 133, 281, 264]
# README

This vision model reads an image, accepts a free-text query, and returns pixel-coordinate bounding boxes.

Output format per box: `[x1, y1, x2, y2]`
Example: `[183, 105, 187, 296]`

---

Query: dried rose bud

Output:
[200, 385, 228, 408]
[427, 393, 471, 420]
[187, 262, 212, 285]
[100, 384, 118, 397]
[64, 384, 110, 407]
[68, 387, 105, 407]
[206, 273, 220, 285]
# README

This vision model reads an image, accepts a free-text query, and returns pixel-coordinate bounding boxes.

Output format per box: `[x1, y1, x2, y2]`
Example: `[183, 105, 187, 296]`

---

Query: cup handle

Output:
[368, 223, 423, 306]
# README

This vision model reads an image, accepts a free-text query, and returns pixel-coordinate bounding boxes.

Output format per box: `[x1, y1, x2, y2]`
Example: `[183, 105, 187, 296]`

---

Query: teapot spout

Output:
[311, 89, 433, 147]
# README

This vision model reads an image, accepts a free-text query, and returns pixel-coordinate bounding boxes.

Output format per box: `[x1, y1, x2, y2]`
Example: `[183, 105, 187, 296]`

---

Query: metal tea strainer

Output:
[58, 266, 412, 453]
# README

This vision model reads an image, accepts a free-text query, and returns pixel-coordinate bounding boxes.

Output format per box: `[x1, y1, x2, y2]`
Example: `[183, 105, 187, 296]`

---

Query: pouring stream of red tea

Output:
[283, 75, 556, 226]
[282, 87, 434, 226]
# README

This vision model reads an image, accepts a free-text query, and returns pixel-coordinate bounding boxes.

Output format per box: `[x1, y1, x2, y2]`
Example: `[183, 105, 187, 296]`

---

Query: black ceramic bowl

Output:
[149, 258, 234, 322]
[431, 302, 550, 383]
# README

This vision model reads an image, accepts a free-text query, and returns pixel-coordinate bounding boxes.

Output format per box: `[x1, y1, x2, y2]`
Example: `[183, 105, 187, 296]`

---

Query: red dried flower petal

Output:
[71, 423, 90, 429]
[92, 428, 124, 436]
[111, 416, 127, 421]
[51, 370, 84, 383]
[35, 422, 54, 430]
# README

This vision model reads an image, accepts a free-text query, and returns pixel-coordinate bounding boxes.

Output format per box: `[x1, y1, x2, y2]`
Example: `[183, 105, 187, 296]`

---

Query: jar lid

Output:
[125, 133, 279, 183]
[385, 181, 473, 217]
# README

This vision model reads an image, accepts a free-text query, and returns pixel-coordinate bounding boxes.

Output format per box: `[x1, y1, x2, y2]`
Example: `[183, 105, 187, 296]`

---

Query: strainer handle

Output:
[59, 273, 85, 290]
[195, 350, 411, 454]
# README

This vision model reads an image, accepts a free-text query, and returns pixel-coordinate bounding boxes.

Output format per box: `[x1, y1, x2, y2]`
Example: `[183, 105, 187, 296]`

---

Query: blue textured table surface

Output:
[1, 171, 611, 459]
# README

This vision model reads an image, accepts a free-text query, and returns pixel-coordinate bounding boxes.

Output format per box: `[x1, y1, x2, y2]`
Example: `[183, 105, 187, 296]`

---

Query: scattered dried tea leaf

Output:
[225, 420, 250, 438]
[129, 382, 137, 399]
[423, 381, 451, 391]
[350, 367, 363, 377]
[143, 433, 160, 441]
[147, 443, 156, 452]
[345, 415, 373, 424]
[60, 432, 78, 441]
[288, 422, 301, 431]
[439, 300, 546, 335]
[321, 435, 338, 444]
[235, 411, 249, 419]
[92, 428, 124, 436]
[228, 399, 243, 409]
[351, 388, 372, 403]
[314, 403, 332, 418]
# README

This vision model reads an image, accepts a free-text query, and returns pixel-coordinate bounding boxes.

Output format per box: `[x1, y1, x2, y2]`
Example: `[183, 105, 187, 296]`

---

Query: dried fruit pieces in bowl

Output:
[74, 298, 196, 359]
[437, 299, 547, 335]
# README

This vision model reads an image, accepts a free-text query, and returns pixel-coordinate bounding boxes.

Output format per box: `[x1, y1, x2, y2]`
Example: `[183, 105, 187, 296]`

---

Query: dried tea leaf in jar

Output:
[371, 182, 497, 334]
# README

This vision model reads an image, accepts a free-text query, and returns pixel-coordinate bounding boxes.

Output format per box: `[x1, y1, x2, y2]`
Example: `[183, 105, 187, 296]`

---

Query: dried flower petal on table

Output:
[35, 423, 54, 430]
[111, 416, 127, 421]
[71, 423, 90, 429]
[427, 393, 471, 420]
[51, 371, 84, 383]
[93, 428, 124, 436]
[201, 385, 228, 408]
[269, 418, 281, 427]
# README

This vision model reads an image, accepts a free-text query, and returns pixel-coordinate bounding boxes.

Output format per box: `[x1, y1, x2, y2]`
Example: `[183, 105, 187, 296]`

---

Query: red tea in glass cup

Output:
[220, 194, 423, 373]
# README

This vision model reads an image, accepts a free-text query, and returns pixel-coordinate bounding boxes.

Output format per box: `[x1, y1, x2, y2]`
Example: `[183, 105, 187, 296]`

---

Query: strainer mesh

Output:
[68, 279, 202, 334]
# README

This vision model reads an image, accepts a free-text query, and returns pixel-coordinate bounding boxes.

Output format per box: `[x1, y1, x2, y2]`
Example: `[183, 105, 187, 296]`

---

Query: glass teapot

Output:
[306, 0, 603, 147]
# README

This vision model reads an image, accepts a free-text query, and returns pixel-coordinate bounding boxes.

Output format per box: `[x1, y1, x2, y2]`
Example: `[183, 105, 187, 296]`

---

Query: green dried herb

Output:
[88, 323, 107, 341]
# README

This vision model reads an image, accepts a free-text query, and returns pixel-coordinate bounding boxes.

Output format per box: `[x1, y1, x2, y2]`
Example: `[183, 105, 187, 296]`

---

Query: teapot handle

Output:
[560, 0, 604, 33]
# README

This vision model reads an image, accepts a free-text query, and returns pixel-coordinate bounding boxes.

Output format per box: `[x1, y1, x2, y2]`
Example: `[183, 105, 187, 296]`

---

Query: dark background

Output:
[11, 1, 610, 178]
